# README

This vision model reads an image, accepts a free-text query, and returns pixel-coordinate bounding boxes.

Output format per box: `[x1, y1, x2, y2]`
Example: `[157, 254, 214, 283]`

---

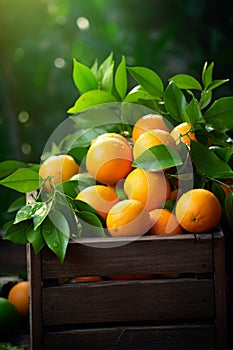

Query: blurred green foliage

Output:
[0, 0, 233, 226]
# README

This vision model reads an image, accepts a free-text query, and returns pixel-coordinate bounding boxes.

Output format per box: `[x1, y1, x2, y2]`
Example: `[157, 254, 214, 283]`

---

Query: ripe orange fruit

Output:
[106, 199, 151, 236]
[133, 129, 177, 160]
[76, 185, 119, 219]
[86, 132, 133, 185]
[8, 281, 29, 319]
[170, 122, 196, 147]
[91, 132, 130, 146]
[132, 114, 169, 142]
[149, 208, 183, 235]
[39, 154, 80, 191]
[124, 168, 170, 210]
[75, 276, 102, 282]
[175, 189, 222, 232]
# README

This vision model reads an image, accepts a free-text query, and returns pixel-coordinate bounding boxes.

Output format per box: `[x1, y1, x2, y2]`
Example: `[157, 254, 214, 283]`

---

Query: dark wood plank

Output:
[212, 230, 228, 350]
[43, 324, 216, 350]
[27, 244, 43, 350]
[43, 278, 214, 326]
[41, 234, 213, 279]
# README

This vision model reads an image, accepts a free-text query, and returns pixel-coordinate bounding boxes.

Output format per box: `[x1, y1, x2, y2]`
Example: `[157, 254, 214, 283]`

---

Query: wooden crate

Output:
[27, 226, 228, 350]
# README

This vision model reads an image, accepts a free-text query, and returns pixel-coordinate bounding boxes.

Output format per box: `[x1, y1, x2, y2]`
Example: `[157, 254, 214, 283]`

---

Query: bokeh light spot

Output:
[18, 111, 30, 124]
[76, 16, 90, 30]
[21, 143, 32, 155]
[54, 57, 66, 68]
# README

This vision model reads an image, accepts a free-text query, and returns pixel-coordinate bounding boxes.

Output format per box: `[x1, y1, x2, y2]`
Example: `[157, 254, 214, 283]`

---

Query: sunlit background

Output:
[0, 0, 233, 224]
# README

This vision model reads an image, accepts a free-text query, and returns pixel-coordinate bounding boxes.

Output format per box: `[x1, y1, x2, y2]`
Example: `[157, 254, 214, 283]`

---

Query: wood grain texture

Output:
[43, 278, 214, 326]
[41, 234, 213, 279]
[213, 231, 228, 349]
[43, 324, 215, 350]
[27, 227, 228, 350]
[27, 244, 43, 350]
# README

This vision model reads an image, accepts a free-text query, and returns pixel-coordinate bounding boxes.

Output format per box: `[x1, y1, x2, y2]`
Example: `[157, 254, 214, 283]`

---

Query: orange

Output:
[149, 208, 183, 235]
[39, 154, 80, 191]
[124, 168, 170, 210]
[8, 281, 29, 319]
[76, 185, 119, 219]
[106, 199, 151, 236]
[133, 129, 178, 160]
[132, 114, 169, 142]
[75, 276, 102, 282]
[91, 132, 130, 146]
[86, 132, 133, 185]
[170, 122, 196, 147]
[175, 188, 222, 232]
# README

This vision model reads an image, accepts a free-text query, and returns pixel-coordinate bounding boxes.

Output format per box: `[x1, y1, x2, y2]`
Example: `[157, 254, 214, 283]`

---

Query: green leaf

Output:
[7, 196, 26, 213]
[0, 160, 26, 179]
[42, 216, 69, 263]
[49, 209, 70, 236]
[169, 74, 202, 90]
[98, 52, 114, 80]
[211, 181, 227, 209]
[190, 140, 233, 178]
[26, 224, 45, 253]
[67, 90, 117, 113]
[68, 147, 88, 165]
[202, 61, 214, 88]
[115, 55, 127, 99]
[163, 199, 176, 212]
[183, 97, 204, 125]
[91, 58, 98, 77]
[127, 66, 164, 98]
[164, 81, 186, 122]
[124, 85, 155, 103]
[3, 221, 30, 244]
[77, 211, 106, 238]
[73, 59, 98, 93]
[13, 200, 51, 231]
[204, 97, 233, 130]
[206, 79, 229, 92]
[33, 201, 52, 230]
[200, 90, 212, 109]
[133, 144, 183, 171]
[101, 62, 114, 93]
[68, 172, 96, 193]
[209, 146, 231, 163]
[0, 168, 40, 193]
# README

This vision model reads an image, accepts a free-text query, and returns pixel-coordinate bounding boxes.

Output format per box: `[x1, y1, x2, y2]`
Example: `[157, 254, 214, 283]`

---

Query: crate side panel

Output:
[41, 234, 214, 279]
[43, 324, 216, 350]
[43, 279, 214, 326]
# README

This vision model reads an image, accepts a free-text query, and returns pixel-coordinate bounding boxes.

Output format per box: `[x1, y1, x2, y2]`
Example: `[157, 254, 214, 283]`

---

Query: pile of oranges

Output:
[39, 114, 222, 237]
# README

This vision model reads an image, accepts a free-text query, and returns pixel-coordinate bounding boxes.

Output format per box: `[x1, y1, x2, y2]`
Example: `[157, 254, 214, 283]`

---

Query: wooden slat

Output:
[27, 244, 43, 350]
[213, 230, 228, 349]
[41, 233, 213, 279]
[43, 324, 216, 350]
[43, 278, 214, 326]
